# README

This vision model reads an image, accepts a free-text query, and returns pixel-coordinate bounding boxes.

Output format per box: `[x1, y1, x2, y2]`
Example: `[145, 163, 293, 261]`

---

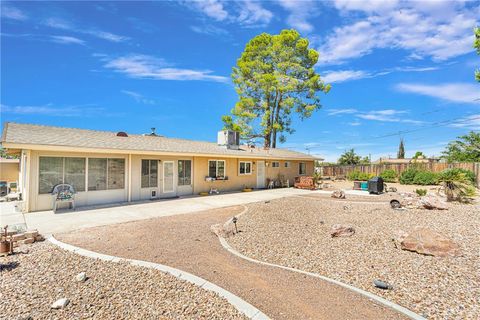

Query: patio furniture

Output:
[52, 184, 76, 213]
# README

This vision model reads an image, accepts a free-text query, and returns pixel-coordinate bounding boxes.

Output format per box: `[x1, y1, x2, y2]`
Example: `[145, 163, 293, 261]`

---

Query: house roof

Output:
[1, 122, 319, 161]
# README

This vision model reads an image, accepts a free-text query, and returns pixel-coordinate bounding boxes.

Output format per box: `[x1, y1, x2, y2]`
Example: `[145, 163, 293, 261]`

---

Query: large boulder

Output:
[420, 195, 448, 210]
[330, 224, 355, 237]
[400, 227, 461, 257]
[331, 190, 346, 199]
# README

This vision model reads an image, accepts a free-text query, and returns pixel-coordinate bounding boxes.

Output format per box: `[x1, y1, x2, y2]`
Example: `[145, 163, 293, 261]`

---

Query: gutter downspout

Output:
[128, 154, 132, 202]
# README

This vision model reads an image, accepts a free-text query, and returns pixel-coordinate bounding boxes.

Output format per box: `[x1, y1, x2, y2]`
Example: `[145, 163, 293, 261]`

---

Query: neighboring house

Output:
[373, 157, 440, 164]
[0, 157, 20, 190]
[1, 123, 317, 212]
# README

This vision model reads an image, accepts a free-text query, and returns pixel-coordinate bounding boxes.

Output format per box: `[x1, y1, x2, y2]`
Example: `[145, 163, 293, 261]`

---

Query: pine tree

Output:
[397, 139, 405, 159]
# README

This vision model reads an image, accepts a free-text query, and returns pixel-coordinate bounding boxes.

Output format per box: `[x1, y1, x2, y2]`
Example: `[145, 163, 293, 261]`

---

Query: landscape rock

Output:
[419, 195, 448, 210]
[374, 279, 393, 290]
[392, 230, 408, 249]
[22, 238, 35, 245]
[211, 219, 237, 238]
[331, 190, 346, 199]
[51, 298, 70, 309]
[25, 230, 39, 239]
[330, 224, 355, 237]
[400, 227, 461, 257]
[75, 272, 87, 282]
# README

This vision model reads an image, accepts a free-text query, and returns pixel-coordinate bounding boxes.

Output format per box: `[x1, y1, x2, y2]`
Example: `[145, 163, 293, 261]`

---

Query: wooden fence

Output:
[318, 162, 480, 187]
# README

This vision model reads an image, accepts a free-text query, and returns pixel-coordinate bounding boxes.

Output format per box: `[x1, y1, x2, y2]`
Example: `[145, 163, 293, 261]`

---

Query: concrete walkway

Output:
[1, 188, 329, 234]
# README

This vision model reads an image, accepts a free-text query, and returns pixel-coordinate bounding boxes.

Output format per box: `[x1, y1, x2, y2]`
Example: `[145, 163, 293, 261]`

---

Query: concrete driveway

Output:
[1, 188, 322, 234]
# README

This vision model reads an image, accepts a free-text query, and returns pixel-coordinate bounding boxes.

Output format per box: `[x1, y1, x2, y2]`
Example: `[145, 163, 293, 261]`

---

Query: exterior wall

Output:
[130, 154, 194, 201]
[192, 157, 314, 194]
[0, 161, 20, 182]
[28, 150, 129, 212]
[24, 148, 314, 212]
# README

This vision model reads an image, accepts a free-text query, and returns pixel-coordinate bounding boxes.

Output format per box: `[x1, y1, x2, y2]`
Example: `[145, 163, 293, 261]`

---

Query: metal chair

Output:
[52, 184, 76, 213]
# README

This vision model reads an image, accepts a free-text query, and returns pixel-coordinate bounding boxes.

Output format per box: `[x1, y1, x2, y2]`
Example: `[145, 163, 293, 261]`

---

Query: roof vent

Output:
[116, 131, 128, 137]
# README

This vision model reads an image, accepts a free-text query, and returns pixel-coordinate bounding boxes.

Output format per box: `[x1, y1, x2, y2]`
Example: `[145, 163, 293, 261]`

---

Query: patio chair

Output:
[52, 184, 76, 213]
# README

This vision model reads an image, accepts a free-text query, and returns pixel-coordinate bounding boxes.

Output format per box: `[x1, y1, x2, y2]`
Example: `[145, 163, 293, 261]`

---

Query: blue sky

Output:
[1, 0, 479, 161]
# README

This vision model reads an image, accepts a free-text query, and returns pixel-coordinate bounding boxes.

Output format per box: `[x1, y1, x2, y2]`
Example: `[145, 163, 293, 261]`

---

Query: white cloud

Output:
[449, 114, 480, 130]
[104, 54, 229, 83]
[322, 70, 369, 83]
[186, 0, 272, 27]
[1, 5, 28, 21]
[328, 108, 424, 124]
[43, 17, 128, 42]
[278, 0, 319, 33]
[50, 35, 85, 45]
[396, 83, 480, 104]
[121, 90, 156, 105]
[318, 1, 479, 64]
[348, 121, 362, 126]
[0, 103, 105, 117]
[327, 108, 358, 115]
[237, 0, 273, 26]
[191, 0, 229, 21]
[190, 24, 229, 36]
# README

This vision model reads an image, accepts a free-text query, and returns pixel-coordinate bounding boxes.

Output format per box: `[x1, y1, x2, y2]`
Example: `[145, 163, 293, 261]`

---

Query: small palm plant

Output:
[437, 169, 476, 202]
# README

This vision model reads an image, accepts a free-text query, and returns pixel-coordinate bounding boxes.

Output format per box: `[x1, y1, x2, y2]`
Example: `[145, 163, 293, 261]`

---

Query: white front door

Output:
[257, 161, 265, 189]
[163, 161, 174, 193]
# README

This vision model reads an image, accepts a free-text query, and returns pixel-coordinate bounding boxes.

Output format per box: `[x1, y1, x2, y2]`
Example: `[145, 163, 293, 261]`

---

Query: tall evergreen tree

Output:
[222, 29, 330, 148]
[397, 139, 405, 159]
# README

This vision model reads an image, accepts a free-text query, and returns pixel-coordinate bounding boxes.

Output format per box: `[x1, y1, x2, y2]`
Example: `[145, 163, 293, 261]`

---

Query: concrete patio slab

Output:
[1, 188, 322, 234]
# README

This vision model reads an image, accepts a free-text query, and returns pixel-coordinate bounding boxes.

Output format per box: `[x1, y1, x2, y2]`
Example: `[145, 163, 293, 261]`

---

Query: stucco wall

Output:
[0, 162, 19, 182]
[192, 157, 314, 194]
[25, 149, 314, 212]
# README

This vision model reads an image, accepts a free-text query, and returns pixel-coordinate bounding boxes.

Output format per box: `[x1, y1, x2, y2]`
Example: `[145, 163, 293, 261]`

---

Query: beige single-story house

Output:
[1, 123, 318, 212]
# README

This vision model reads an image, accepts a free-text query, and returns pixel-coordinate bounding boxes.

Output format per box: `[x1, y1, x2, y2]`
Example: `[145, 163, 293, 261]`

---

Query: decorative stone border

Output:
[220, 205, 426, 320]
[48, 236, 269, 320]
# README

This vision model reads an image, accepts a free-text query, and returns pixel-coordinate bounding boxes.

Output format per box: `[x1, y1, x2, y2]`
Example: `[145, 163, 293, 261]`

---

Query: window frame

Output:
[178, 159, 192, 186]
[238, 161, 252, 175]
[284, 161, 291, 168]
[208, 160, 226, 179]
[39, 156, 86, 194]
[271, 161, 280, 168]
[299, 162, 306, 175]
[141, 159, 158, 188]
[87, 157, 126, 191]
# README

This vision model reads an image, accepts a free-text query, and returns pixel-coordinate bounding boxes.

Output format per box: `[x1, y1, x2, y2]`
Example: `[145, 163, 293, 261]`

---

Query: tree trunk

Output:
[271, 95, 282, 148]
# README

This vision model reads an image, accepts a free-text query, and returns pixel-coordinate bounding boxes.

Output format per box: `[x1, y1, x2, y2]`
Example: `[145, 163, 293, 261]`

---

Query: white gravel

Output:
[0, 242, 247, 320]
[228, 196, 480, 319]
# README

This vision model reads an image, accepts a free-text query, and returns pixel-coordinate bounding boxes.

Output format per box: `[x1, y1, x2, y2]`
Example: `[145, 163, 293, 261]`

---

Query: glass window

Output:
[39, 157, 86, 194]
[272, 161, 280, 168]
[88, 158, 107, 191]
[208, 160, 226, 178]
[178, 160, 192, 186]
[239, 161, 252, 175]
[65, 158, 86, 192]
[299, 162, 306, 175]
[285, 162, 290, 168]
[141, 160, 158, 188]
[108, 159, 125, 189]
[39, 157, 63, 194]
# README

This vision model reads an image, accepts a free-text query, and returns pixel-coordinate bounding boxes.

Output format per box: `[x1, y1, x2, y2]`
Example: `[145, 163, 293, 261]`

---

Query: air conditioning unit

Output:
[217, 130, 240, 149]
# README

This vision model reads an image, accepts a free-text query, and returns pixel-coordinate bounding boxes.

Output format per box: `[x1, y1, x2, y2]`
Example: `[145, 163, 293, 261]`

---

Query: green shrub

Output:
[379, 169, 398, 182]
[412, 171, 439, 185]
[415, 188, 427, 196]
[441, 168, 475, 184]
[437, 168, 476, 201]
[399, 168, 418, 184]
[347, 170, 373, 181]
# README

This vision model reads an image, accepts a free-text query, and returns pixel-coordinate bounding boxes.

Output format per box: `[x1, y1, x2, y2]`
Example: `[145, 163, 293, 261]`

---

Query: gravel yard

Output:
[228, 196, 480, 319]
[0, 242, 246, 320]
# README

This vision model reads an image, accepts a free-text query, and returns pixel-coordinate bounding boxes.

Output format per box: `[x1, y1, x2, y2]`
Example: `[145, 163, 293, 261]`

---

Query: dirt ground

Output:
[58, 206, 406, 320]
